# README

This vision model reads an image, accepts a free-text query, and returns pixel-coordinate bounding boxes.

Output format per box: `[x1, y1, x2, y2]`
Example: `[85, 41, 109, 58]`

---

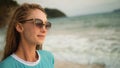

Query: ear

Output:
[15, 23, 24, 33]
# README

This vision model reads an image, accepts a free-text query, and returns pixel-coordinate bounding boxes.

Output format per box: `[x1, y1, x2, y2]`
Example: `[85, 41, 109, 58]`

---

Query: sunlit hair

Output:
[2, 3, 46, 60]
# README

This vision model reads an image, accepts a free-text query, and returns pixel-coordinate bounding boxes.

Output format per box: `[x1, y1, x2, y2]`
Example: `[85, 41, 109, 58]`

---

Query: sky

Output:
[16, 0, 120, 17]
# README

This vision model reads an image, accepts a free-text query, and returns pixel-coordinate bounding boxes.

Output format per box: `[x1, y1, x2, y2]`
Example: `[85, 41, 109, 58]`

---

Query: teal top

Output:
[0, 50, 54, 68]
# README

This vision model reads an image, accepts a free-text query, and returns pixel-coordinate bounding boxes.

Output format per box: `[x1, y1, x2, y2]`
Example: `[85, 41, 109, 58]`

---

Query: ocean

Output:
[0, 12, 120, 68]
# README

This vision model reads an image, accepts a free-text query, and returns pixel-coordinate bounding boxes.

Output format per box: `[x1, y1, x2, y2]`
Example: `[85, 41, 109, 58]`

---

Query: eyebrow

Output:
[35, 18, 48, 23]
[19, 18, 48, 24]
[19, 19, 33, 23]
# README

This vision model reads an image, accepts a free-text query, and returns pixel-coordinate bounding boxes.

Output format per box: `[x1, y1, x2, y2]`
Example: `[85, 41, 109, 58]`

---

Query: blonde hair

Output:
[2, 3, 46, 60]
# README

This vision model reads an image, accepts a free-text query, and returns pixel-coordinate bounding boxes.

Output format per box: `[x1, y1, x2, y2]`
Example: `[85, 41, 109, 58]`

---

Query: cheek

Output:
[24, 26, 35, 35]
[23, 26, 36, 43]
[25, 29, 35, 37]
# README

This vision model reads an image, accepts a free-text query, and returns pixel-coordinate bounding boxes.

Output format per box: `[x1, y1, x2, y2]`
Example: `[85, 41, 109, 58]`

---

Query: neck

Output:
[15, 40, 38, 62]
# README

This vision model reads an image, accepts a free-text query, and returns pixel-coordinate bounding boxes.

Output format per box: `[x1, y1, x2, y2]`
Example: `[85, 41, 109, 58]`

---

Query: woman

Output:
[0, 3, 54, 68]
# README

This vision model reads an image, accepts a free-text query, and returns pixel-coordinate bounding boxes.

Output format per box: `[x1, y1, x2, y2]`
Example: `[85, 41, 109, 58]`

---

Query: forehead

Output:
[27, 9, 47, 22]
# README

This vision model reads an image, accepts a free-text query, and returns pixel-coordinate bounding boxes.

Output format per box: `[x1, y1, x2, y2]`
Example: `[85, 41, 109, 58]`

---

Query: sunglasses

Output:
[20, 18, 51, 29]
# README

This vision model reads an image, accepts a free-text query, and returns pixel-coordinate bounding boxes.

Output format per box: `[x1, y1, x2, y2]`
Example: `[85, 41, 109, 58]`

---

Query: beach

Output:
[0, 12, 120, 68]
[55, 59, 105, 68]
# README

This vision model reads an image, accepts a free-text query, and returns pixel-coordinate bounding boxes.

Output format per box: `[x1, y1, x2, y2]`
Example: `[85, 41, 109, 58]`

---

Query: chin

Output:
[37, 41, 44, 45]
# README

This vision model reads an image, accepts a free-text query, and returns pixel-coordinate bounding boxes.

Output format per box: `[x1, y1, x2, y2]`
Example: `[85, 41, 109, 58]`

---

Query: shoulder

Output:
[38, 50, 54, 58]
[0, 56, 15, 68]
[37, 50, 54, 64]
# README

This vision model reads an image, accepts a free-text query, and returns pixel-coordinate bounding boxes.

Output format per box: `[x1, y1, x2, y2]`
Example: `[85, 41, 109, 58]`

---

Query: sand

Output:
[55, 59, 105, 68]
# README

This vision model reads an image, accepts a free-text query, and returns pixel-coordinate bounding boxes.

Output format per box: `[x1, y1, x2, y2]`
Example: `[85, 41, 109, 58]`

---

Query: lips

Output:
[37, 35, 45, 37]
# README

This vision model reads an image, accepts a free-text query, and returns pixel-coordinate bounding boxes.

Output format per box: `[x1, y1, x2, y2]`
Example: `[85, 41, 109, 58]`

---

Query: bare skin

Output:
[15, 9, 47, 62]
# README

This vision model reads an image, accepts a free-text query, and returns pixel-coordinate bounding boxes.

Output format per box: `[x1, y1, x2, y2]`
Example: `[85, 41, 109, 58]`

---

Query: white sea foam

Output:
[43, 13, 120, 68]
[44, 34, 120, 68]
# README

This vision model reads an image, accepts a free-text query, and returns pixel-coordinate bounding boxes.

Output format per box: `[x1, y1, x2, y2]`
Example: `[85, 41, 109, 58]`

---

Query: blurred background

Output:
[0, 0, 120, 68]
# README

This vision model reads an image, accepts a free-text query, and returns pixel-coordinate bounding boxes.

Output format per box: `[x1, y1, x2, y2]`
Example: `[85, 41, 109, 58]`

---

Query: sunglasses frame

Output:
[19, 18, 51, 30]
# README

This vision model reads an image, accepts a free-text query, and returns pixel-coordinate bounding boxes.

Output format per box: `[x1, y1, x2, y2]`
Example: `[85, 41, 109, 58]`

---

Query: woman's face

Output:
[21, 9, 48, 45]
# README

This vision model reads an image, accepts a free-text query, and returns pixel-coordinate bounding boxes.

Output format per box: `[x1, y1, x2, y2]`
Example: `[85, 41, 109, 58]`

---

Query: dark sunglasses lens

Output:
[35, 19, 43, 28]
[46, 22, 51, 29]
[35, 19, 51, 29]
